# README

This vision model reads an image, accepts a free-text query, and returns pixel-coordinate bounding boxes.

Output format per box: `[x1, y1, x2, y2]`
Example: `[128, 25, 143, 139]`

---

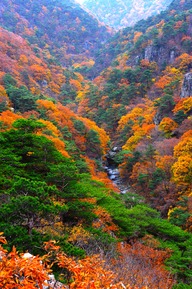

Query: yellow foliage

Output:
[173, 97, 192, 114]
[172, 130, 192, 190]
[174, 131, 192, 157]
[19, 54, 28, 65]
[67, 224, 91, 244]
[0, 85, 8, 98]
[172, 155, 192, 186]
[39, 119, 61, 137]
[118, 107, 143, 131]
[159, 117, 178, 134]
[122, 130, 145, 151]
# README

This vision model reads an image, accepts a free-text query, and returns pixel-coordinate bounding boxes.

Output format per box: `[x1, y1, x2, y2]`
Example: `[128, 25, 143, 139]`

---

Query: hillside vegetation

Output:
[0, 0, 192, 288]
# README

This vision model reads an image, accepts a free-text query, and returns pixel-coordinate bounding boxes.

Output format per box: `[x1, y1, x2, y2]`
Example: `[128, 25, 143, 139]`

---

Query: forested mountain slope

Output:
[0, 0, 192, 288]
[81, 0, 173, 29]
[77, 0, 192, 226]
[0, 0, 112, 69]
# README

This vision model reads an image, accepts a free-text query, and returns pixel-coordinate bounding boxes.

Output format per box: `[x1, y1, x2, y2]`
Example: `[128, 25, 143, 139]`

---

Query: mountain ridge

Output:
[80, 0, 173, 29]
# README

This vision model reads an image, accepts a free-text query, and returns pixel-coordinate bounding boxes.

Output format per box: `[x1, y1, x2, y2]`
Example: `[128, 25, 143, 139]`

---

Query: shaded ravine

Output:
[104, 147, 133, 194]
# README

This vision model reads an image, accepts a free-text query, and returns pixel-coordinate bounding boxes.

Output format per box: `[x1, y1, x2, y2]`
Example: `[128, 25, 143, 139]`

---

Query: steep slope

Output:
[88, 0, 192, 75]
[80, 0, 173, 29]
[0, 0, 112, 69]
[79, 0, 192, 129]
[76, 0, 192, 239]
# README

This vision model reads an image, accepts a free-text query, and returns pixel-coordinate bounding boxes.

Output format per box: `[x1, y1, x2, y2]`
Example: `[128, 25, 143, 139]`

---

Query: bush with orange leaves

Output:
[0, 233, 124, 289]
[0, 232, 49, 289]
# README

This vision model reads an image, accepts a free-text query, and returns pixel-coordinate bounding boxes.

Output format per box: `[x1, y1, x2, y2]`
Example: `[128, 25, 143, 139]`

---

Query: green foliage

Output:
[0, 100, 8, 112]
[13, 118, 45, 133]
[4, 77, 37, 112]
[174, 110, 187, 124]
[149, 168, 165, 190]
[3, 73, 17, 87]
[154, 93, 175, 115]
[73, 119, 86, 134]
[58, 239, 86, 258]
[165, 236, 192, 284]
[169, 197, 190, 228]
[121, 192, 145, 209]
[172, 283, 192, 289]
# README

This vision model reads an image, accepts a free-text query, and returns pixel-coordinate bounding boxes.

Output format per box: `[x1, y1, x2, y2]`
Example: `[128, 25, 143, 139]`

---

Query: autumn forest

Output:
[0, 0, 192, 288]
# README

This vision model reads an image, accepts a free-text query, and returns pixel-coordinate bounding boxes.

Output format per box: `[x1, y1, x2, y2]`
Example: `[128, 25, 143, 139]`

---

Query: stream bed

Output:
[104, 147, 132, 194]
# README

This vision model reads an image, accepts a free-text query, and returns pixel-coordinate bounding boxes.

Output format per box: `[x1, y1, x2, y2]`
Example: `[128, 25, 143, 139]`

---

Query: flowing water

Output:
[104, 147, 132, 194]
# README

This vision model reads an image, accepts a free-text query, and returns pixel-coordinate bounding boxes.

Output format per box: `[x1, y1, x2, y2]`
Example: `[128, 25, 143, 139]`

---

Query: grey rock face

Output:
[143, 45, 178, 66]
[181, 72, 192, 98]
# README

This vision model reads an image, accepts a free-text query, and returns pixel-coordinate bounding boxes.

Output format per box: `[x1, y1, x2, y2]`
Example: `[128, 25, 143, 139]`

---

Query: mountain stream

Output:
[104, 147, 132, 194]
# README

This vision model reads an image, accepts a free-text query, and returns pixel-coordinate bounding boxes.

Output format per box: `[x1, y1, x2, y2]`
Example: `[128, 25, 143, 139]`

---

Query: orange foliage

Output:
[140, 59, 150, 68]
[175, 53, 192, 71]
[118, 101, 155, 151]
[118, 107, 143, 131]
[0, 234, 49, 289]
[174, 130, 192, 158]
[116, 54, 129, 71]
[19, 54, 28, 65]
[93, 75, 105, 88]
[69, 78, 82, 91]
[122, 129, 145, 151]
[133, 31, 143, 44]
[155, 67, 182, 90]
[156, 20, 165, 29]
[30, 64, 49, 81]
[130, 161, 152, 184]
[0, 110, 22, 130]
[0, 234, 121, 289]
[37, 100, 108, 154]
[0, 85, 8, 98]
[174, 20, 184, 30]
[93, 207, 119, 233]
[44, 240, 120, 289]
[156, 155, 175, 173]
[67, 224, 91, 245]
[172, 155, 192, 187]
[37, 99, 57, 112]
[44, 135, 70, 158]
[49, 81, 61, 94]
[118, 101, 155, 132]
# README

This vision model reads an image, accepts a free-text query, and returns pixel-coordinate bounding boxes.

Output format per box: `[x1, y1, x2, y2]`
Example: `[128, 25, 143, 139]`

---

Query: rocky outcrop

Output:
[127, 45, 179, 69]
[181, 72, 192, 98]
[144, 45, 178, 65]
